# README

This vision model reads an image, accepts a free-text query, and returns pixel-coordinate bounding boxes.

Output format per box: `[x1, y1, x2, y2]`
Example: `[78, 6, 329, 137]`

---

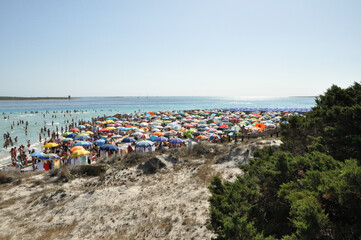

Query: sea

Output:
[0, 96, 316, 166]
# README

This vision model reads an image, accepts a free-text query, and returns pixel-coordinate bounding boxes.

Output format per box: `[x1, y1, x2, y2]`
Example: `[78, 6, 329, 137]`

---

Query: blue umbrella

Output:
[136, 140, 154, 148]
[106, 117, 119, 121]
[209, 134, 220, 141]
[121, 137, 136, 143]
[94, 139, 106, 146]
[77, 125, 86, 129]
[75, 135, 90, 140]
[169, 138, 184, 144]
[100, 144, 118, 151]
[67, 133, 77, 138]
[74, 141, 92, 147]
[38, 154, 59, 160]
[30, 152, 44, 157]
[154, 136, 168, 142]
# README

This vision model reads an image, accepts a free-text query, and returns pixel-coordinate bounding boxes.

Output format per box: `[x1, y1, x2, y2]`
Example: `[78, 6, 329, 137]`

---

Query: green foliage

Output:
[282, 82, 361, 162]
[208, 83, 361, 239]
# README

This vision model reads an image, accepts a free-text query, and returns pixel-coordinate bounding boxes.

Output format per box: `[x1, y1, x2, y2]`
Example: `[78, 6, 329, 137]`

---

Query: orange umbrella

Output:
[255, 123, 266, 131]
[196, 135, 208, 140]
[71, 146, 85, 152]
[70, 128, 80, 132]
[153, 131, 164, 137]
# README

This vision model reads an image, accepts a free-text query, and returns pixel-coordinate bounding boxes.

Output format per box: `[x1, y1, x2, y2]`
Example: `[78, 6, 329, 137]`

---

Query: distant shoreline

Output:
[0, 96, 74, 101]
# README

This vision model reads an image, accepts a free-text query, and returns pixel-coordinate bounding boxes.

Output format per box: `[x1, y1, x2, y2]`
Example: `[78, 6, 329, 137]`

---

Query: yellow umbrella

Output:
[71, 146, 85, 152]
[85, 131, 94, 135]
[43, 142, 59, 148]
[70, 149, 90, 157]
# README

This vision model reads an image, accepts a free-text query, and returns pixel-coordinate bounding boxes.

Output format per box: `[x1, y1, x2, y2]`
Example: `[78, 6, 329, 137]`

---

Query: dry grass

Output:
[0, 195, 25, 210]
[35, 223, 76, 240]
[0, 234, 12, 240]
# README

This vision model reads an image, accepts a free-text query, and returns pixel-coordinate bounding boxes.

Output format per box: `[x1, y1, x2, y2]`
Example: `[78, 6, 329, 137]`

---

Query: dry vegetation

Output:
[0, 139, 281, 240]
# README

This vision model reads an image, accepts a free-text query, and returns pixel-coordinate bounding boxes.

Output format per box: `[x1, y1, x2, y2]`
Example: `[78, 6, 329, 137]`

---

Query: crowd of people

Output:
[2, 108, 300, 171]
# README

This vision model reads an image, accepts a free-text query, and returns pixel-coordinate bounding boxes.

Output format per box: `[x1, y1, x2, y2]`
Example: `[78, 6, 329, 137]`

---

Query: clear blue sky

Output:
[0, 0, 360, 97]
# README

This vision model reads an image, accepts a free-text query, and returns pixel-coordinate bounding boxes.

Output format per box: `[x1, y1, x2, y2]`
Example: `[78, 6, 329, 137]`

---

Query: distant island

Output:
[0, 96, 74, 100]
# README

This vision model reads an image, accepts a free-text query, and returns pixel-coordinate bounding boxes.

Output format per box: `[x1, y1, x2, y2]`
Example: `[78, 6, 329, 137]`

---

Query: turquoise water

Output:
[0, 96, 316, 165]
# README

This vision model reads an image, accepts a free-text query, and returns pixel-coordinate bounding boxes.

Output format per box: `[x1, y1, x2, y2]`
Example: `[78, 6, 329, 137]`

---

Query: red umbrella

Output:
[70, 128, 80, 132]
[184, 124, 194, 128]
[99, 128, 110, 132]
[219, 124, 228, 128]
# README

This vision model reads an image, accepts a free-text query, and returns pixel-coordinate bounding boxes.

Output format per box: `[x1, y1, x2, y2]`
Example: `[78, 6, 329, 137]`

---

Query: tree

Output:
[208, 83, 361, 239]
[281, 82, 361, 162]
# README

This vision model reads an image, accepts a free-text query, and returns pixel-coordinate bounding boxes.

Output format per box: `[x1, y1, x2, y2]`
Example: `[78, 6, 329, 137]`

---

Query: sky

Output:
[0, 0, 360, 97]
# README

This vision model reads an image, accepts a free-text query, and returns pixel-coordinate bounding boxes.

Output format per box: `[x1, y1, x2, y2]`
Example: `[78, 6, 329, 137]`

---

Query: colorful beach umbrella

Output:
[121, 137, 136, 143]
[154, 136, 168, 142]
[71, 146, 85, 152]
[136, 140, 154, 148]
[169, 138, 184, 144]
[70, 149, 90, 157]
[43, 142, 59, 148]
[30, 152, 44, 157]
[38, 153, 59, 160]
[100, 144, 118, 151]
[74, 141, 92, 147]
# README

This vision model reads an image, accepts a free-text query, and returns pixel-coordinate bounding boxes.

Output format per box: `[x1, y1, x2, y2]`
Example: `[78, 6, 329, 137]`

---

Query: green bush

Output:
[208, 82, 361, 239]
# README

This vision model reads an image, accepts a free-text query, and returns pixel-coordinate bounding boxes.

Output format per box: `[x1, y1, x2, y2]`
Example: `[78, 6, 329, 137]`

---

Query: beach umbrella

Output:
[106, 117, 119, 121]
[207, 128, 217, 133]
[111, 135, 122, 139]
[74, 141, 92, 147]
[169, 138, 184, 144]
[70, 149, 90, 157]
[136, 140, 154, 148]
[70, 128, 80, 132]
[94, 139, 106, 146]
[62, 132, 71, 137]
[62, 137, 73, 142]
[100, 144, 118, 151]
[71, 146, 85, 152]
[38, 153, 59, 160]
[30, 152, 44, 157]
[152, 132, 164, 137]
[140, 134, 149, 139]
[209, 134, 221, 141]
[196, 135, 208, 140]
[77, 125, 86, 129]
[67, 133, 78, 138]
[44, 142, 59, 148]
[99, 128, 111, 132]
[75, 135, 90, 140]
[254, 123, 266, 131]
[85, 131, 94, 135]
[154, 136, 168, 142]
[121, 137, 136, 143]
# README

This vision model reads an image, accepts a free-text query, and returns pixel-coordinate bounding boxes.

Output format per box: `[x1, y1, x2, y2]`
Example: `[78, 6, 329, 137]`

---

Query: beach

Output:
[0, 96, 314, 167]
[0, 138, 281, 240]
